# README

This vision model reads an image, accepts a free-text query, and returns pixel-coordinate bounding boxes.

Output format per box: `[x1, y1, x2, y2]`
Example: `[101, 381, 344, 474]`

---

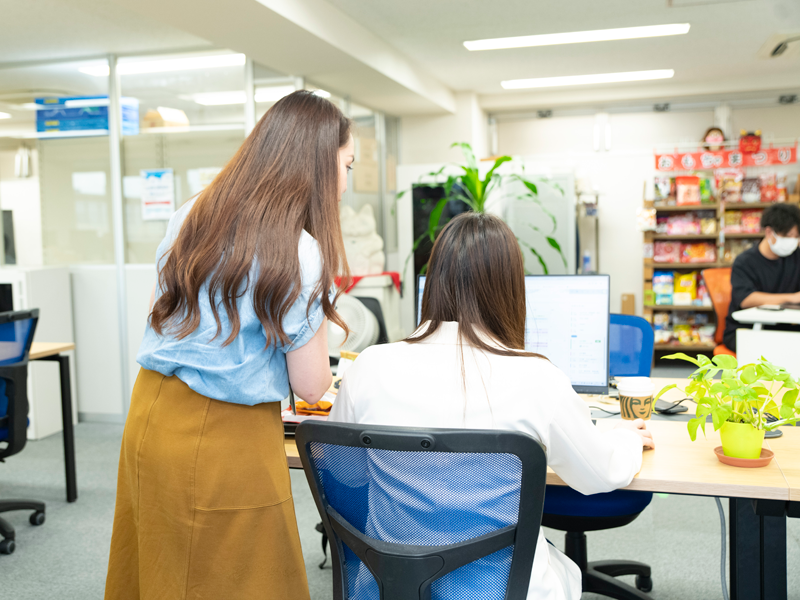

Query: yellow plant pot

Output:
[719, 421, 765, 459]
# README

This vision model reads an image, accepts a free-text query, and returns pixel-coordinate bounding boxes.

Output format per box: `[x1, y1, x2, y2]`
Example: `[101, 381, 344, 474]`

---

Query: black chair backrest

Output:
[296, 421, 547, 600]
[0, 309, 39, 460]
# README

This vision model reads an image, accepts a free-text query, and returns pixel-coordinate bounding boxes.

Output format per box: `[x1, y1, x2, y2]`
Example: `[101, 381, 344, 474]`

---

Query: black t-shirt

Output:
[723, 245, 800, 351]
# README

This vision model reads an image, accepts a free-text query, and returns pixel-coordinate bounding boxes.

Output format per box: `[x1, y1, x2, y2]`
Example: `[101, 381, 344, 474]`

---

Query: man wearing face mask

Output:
[723, 203, 800, 352]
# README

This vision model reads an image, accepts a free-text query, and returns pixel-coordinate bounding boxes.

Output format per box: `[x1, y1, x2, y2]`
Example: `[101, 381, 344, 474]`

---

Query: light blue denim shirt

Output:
[137, 198, 331, 405]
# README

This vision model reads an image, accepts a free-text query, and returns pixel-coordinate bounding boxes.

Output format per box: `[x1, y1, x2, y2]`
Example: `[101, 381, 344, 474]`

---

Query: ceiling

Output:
[325, 0, 800, 109]
[1, 0, 799, 116]
[0, 0, 212, 65]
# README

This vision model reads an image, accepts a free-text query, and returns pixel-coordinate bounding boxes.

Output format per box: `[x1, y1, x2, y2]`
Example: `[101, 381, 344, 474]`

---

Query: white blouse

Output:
[328, 322, 644, 600]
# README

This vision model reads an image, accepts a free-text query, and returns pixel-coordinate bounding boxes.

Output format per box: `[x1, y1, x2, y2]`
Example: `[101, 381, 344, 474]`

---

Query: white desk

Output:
[733, 307, 800, 374]
[732, 307, 800, 330]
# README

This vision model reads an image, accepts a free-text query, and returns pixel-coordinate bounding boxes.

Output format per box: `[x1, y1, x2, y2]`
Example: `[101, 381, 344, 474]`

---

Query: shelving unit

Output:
[643, 172, 800, 356]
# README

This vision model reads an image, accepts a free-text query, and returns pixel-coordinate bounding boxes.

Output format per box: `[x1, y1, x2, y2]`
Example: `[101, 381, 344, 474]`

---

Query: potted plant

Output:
[655, 353, 800, 462]
[398, 142, 566, 277]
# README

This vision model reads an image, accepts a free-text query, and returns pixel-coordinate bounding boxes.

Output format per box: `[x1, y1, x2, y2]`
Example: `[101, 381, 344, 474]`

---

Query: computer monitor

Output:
[416, 274, 610, 394]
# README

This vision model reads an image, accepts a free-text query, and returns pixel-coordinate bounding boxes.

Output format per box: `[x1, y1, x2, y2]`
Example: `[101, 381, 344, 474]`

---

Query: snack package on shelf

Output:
[643, 242, 654, 259]
[636, 207, 657, 231]
[653, 312, 672, 344]
[676, 176, 701, 206]
[699, 178, 715, 204]
[723, 210, 742, 233]
[653, 271, 674, 305]
[699, 324, 716, 345]
[644, 289, 656, 306]
[740, 209, 762, 233]
[673, 271, 697, 305]
[680, 242, 716, 263]
[777, 173, 788, 203]
[666, 212, 701, 235]
[760, 173, 778, 203]
[654, 177, 675, 203]
[695, 277, 713, 307]
[699, 210, 717, 234]
[656, 215, 669, 233]
[716, 168, 744, 203]
[654, 241, 681, 263]
[724, 239, 756, 263]
[742, 178, 761, 203]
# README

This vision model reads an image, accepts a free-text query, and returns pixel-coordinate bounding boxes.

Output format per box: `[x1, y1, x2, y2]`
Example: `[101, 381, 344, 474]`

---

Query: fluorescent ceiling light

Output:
[0, 112, 10, 119]
[79, 53, 246, 77]
[191, 85, 296, 106]
[64, 98, 109, 108]
[465, 23, 690, 51]
[501, 69, 675, 89]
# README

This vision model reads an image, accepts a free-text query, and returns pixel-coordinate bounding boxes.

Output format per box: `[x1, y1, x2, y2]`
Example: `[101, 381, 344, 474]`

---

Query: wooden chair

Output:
[701, 268, 736, 357]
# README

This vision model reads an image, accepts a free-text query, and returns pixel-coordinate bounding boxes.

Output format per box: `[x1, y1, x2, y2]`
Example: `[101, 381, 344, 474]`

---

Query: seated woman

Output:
[328, 212, 653, 600]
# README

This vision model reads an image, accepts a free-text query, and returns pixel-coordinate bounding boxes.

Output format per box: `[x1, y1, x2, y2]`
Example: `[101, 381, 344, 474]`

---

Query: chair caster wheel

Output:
[636, 574, 653, 592]
[30, 511, 45, 526]
[0, 539, 15, 555]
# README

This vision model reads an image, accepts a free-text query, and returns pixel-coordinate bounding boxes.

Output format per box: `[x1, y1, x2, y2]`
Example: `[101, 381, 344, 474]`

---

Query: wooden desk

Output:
[765, 426, 800, 502]
[29, 342, 77, 503]
[283, 398, 796, 600]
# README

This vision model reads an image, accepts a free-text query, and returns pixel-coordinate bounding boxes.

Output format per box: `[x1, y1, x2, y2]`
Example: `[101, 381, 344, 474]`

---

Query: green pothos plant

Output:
[397, 142, 566, 277]
[655, 353, 800, 441]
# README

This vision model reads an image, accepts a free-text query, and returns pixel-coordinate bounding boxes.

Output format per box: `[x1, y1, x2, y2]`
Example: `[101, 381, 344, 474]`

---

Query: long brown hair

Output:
[408, 212, 543, 359]
[151, 90, 351, 347]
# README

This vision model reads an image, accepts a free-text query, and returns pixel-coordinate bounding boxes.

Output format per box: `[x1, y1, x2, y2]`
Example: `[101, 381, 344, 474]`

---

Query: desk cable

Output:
[715, 497, 729, 600]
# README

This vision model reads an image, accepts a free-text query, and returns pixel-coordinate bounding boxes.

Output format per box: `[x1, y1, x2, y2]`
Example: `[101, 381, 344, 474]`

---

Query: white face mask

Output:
[769, 235, 799, 258]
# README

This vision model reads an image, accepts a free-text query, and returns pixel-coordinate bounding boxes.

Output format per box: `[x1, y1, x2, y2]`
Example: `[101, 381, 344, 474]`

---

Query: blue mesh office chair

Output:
[297, 421, 547, 600]
[542, 314, 654, 600]
[0, 309, 45, 555]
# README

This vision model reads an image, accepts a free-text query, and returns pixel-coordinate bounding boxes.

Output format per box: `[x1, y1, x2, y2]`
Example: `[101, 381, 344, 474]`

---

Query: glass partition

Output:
[119, 51, 247, 263]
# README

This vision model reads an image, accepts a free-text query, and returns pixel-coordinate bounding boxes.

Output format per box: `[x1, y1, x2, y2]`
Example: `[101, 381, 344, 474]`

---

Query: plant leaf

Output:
[688, 418, 702, 441]
[663, 353, 700, 366]
[528, 246, 548, 275]
[740, 365, 758, 384]
[654, 384, 677, 400]
[712, 355, 738, 369]
[427, 198, 449, 242]
[782, 389, 799, 407]
[546, 237, 568, 269]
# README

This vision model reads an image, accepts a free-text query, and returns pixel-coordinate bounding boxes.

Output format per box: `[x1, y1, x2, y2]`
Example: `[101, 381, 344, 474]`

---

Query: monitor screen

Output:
[416, 274, 610, 394]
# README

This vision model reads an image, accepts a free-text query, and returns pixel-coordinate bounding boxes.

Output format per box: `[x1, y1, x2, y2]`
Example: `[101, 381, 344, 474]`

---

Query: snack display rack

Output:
[642, 164, 800, 355]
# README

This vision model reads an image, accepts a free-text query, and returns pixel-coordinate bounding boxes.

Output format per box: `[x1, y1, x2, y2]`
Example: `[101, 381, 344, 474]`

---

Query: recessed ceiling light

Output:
[501, 69, 675, 89]
[80, 54, 246, 77]
[465, 24, 690, 51]
[0, 112, 11, 119]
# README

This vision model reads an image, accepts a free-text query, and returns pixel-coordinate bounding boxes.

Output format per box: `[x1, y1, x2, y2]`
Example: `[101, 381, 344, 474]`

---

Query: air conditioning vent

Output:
[757, 33, 800, 59]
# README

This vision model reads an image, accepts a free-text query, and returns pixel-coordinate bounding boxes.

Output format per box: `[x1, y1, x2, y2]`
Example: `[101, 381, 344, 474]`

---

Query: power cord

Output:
[715, 497, 729, 600]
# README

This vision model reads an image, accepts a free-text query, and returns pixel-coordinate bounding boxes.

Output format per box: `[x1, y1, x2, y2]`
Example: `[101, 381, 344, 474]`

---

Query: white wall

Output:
[400, 92, 487, 164]
[71, 264, 156, 421]
[495, 106, 800, 315]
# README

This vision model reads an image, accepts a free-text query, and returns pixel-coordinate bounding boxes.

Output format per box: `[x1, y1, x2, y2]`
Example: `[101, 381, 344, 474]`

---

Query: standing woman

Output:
[105, 91, 353, 600]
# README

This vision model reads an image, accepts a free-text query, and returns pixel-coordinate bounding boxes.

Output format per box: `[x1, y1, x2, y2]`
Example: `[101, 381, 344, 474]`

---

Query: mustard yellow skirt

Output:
[105, 368, 310, 600]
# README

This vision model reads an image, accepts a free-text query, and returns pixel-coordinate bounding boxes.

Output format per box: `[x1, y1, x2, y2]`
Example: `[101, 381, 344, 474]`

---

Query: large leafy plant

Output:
[655, 353, 800, 441]
[400, 142, 566, 276]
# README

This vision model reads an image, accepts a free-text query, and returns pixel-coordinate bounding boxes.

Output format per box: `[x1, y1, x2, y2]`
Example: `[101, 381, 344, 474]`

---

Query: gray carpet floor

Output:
[2, 421, 800, 599]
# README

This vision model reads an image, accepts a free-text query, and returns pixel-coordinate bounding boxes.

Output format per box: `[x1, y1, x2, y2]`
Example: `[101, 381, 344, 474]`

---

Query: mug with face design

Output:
[617, 377, 656, 421]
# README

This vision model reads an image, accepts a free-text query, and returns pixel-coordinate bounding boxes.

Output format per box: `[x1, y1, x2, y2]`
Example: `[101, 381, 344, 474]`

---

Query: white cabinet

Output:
[0, 266, 76, 439]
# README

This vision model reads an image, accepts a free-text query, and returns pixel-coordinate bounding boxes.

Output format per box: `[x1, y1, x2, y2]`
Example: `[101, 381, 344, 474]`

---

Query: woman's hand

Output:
[614, 419, 655, 450]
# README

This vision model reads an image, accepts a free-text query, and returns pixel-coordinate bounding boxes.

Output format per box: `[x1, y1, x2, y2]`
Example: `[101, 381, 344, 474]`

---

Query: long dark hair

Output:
[151, 90, 351, 346]
[408, 212, 543, 359]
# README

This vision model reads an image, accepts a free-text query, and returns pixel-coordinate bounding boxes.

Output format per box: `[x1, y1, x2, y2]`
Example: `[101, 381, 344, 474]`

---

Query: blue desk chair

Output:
[0, 309, 46, 556]
[542, 313, 654, 600]
[297, 421, 547, 600]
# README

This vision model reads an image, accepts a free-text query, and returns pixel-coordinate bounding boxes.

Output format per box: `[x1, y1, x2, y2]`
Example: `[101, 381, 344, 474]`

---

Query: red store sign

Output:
[655, 146, 797, 171]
